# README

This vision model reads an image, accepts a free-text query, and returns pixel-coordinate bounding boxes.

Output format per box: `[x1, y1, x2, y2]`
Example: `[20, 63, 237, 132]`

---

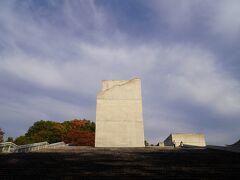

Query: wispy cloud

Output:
[0, 0, 239, 145]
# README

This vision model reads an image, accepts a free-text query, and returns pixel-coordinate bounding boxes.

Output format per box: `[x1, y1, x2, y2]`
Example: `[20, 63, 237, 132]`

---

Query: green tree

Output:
[6, 137, 14, 142]
[80, 120, 95, 132]
[25, 120, 64, 144]
[144, 140, 149, 147]
[0, 128, 4, 143]
[14, 136, 33, 145]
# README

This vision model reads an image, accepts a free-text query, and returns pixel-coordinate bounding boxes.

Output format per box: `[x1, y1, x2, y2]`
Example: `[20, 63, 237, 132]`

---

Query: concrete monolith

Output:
[95, 79, 144, 147]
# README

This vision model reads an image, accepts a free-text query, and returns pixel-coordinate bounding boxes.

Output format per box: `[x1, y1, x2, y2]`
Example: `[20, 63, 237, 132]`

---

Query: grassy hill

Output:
[0, 147, 239, 178]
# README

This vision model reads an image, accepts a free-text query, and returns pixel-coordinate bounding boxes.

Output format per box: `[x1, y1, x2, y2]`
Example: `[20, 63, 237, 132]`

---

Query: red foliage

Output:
[64, 130, 95, 146]
[69, 119, 86, 130]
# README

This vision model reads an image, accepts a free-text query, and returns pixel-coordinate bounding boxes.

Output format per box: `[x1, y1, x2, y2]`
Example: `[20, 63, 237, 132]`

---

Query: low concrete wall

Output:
[164, 133, 206, 147]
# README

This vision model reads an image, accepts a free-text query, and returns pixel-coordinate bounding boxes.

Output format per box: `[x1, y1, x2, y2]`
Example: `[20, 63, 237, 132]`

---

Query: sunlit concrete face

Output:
[164, 133, 206, 147]
[95, 79, 145, 147]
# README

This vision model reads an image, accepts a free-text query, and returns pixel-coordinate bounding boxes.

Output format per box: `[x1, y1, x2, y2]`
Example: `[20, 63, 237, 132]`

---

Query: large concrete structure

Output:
[164, 133, 206, 147]
[95, 78, 144, 147]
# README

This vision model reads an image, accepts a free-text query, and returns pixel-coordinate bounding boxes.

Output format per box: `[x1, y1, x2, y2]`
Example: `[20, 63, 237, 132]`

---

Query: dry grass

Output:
[0, 146, 239, 179]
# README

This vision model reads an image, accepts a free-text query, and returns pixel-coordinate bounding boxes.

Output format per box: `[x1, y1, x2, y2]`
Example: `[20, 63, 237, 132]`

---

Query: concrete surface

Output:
[164, 133, 206, 147]
[95, 78, 144, 147]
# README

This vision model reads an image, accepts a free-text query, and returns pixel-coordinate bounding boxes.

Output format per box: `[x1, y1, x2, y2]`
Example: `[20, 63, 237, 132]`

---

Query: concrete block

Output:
[95, 79, 145, 147]
[164, 133, 206, 147]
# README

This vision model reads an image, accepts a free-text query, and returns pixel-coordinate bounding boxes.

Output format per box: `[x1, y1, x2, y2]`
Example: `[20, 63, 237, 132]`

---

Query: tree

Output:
[6, 137, 14, 142]
[64, 130, 95, 146]
[62, 119, 95, 132]
[76, 131, 94, 146]
[14, 119, 96, 145]
[62, 119, 95, 146]
[0, 128, 4, 143]
[25, 120, 65, 144]
[144, 140, 149, 147]
[14, 136, 33, 145]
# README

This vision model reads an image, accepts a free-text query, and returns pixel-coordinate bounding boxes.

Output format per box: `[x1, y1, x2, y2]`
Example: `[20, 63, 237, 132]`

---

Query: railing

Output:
[0, 141, 66, 153]
[47, 142, 66, 149]
[15, 142, 49, 153]
[0, 142, 18, 153]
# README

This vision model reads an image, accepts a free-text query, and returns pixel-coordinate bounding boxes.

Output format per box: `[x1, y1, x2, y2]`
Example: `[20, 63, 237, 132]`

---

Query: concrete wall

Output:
[95, 79, 145, 147]
[164, 133, 206, 147]
[163, 135, 172, 146]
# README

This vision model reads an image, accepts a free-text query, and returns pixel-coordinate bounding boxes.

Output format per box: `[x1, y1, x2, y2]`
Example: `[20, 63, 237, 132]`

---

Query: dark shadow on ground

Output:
[0, 147, 239, 179]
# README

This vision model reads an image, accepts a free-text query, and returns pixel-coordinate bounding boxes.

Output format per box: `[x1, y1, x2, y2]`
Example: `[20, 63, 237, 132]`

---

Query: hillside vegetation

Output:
[14, 119, 95, 146]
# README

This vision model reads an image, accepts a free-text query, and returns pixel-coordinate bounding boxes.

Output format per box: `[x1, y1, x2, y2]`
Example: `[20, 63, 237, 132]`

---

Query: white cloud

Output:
[0, 56, 64, 88]
[211, 0, 240, 39]
[149, 0, 240, 40]
[156, 44, 240, 116]
[0, 0, 240, 145]
[1, 42, 240, 116]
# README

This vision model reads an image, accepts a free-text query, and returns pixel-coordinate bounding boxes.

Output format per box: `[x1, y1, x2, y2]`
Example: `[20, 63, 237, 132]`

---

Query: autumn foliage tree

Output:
[63, 119, 95, 146]
[14, 119, 95, 146]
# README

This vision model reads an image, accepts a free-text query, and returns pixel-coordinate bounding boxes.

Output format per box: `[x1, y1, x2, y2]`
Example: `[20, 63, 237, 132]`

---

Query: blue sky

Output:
[0, 0, 240, 145]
